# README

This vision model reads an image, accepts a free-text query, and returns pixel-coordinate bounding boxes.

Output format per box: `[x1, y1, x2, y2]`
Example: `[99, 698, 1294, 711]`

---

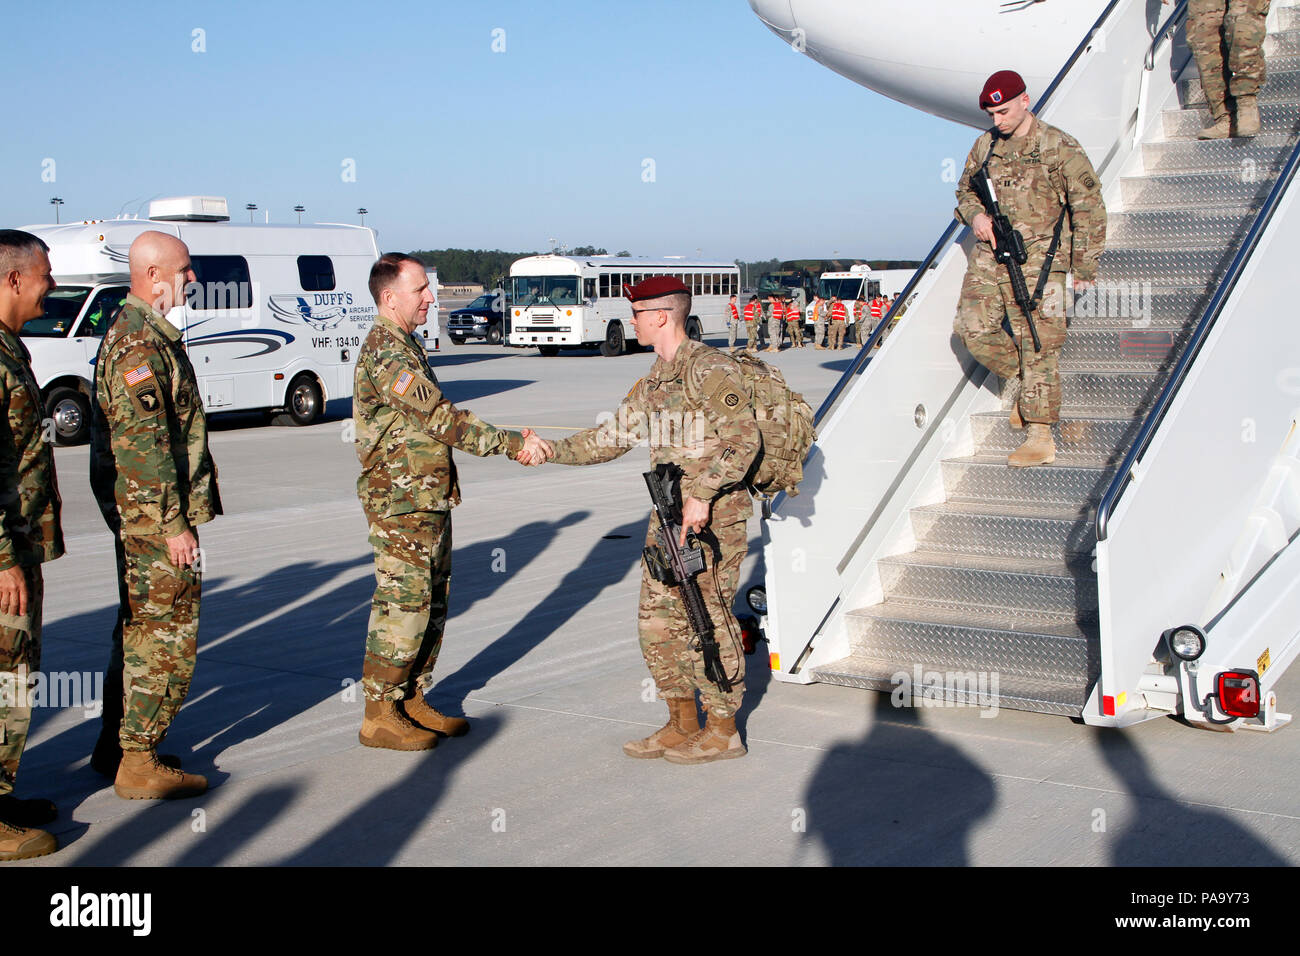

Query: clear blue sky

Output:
[1, 0, 974, 261]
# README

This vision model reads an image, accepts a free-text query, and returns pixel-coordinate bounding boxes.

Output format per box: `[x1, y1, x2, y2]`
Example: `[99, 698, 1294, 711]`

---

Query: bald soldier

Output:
[89, 230, 216, 799]
[0, 231, 64, 860]
[1176, 0, 1272, 139]
[353, 253, 550, 751]
[953, 70, 1106, 467]
[545, 276, 759, 764]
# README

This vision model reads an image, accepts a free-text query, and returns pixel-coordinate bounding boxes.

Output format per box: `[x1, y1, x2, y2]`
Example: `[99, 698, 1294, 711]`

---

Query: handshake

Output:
[514, 427, 554, 467]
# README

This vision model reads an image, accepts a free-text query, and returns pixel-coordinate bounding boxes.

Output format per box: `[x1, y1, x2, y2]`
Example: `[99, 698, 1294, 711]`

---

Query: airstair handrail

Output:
[1146, 0, 1190, 70]
[1096, 134, 1300, 542]
[813, 0, 1126, 427]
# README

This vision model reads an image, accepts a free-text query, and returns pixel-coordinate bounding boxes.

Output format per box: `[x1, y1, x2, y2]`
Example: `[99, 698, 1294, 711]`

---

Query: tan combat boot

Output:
[1198, 106, 1232, 139]
[114, 750, 208, 800]
[91, 731, 181, 778]
[1235, 95, 1260, 137]
[403, 694, 469, 737]
[1008, 423, 1056, 467]
[359, 699, 439, 751]
[662, 713, 746, 765]
[623, 697, 699, 759]
[0, 817, 56, 861]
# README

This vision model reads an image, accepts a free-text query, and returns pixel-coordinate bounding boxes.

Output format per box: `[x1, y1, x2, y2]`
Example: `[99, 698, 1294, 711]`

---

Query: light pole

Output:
[357, 207, 368, 226]
[50, 197, 64, 224]
[246, 203, 257, 223]
[294, 205, 305, 224]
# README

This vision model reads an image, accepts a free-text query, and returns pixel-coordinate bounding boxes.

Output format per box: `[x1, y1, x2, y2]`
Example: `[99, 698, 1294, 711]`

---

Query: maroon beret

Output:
[625, 275, 691, 302]
[980, 70, 1026, 109]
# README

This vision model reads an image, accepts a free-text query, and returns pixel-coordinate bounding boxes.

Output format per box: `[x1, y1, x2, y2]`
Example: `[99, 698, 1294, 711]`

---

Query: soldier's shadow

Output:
[433, 517, 646, 701]
[800, 691, 997, 865]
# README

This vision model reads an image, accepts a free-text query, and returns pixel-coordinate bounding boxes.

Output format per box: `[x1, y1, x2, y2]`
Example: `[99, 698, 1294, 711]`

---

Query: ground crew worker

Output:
[545, 276, 759, 763]
[764, 293, 785, 352]
[88, 231, 216, 799]
[953, 70, 1106, 467]
[827, 295, 848, 349]
[784, 295, 804, 347]
[811, 294, 828, 350]
[743, 294, 763, 351]
[852, 295, 868, 346]
[0, 231, 63, 860]
[726, 293, 741, 351]
[869, 293, 886, 346]
[1180, 0, 1272, 138]
[353, 253, 550, 751]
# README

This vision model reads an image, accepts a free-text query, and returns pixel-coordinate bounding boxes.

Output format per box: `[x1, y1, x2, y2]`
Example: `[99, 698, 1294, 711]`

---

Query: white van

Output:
[23, 196, 380, 444]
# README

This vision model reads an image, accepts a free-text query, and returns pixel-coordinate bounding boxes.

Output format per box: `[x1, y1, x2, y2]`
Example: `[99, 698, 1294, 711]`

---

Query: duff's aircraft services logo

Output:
[269, 294, 351, 330]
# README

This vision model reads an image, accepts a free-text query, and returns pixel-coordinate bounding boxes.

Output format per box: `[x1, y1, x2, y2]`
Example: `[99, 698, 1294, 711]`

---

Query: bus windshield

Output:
[23, 286, 92, 338]
[818, 277, 866, 301]
[511, 276, 579, 307]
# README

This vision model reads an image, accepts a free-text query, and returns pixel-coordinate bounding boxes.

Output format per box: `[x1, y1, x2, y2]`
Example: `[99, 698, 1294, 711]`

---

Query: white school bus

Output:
[23, 196, 380, 443]
[506, 254, 740, 356]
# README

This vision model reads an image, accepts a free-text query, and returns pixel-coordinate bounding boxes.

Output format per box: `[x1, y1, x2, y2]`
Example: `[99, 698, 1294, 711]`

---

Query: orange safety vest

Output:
[729, 302, 740, 322]
[785, 303, 801, 322]
[831, 302, 847, 322]
[853, 300, 866, 321]
[744, 302, 761, 322]
[871, 299, 884, 320]
[769, 301, 785, 322]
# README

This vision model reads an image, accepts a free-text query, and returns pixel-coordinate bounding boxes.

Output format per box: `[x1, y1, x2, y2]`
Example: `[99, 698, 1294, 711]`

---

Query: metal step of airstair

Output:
[812, 8, 1300, 714]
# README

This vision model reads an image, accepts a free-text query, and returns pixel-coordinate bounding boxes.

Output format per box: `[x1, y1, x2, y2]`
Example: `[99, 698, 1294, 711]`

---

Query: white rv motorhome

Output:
[23, 196, 380, 444]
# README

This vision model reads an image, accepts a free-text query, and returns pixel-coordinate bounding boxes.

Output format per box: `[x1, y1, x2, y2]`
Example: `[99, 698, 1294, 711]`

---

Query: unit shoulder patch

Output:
[386, 363, 438, 414]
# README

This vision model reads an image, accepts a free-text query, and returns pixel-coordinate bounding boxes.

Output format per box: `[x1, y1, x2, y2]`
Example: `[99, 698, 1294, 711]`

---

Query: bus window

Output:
[584, 278, 596, 301]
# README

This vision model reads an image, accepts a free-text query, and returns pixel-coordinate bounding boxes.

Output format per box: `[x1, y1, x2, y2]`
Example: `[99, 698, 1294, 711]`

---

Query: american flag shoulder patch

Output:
[124, 363, 154, 387]
[392, 370, 415, 396]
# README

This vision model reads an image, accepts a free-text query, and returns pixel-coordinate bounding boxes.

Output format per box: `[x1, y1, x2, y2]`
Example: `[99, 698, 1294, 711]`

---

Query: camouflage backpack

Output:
[723, 351, 817, 498]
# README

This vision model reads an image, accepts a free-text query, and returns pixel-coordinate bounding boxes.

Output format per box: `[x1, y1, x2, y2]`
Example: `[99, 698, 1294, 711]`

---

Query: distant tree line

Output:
[409, 248, 921, 289]
[734, 257, 924, 287]
[409, 246, 632, 288]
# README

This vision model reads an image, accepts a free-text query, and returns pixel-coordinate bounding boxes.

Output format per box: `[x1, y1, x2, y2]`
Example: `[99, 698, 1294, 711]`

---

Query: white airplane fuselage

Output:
[748, 0, 1112, 127]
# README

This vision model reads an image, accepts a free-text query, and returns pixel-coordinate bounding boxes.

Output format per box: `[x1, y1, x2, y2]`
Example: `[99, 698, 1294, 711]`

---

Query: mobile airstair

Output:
[761, 0, 1300, 728]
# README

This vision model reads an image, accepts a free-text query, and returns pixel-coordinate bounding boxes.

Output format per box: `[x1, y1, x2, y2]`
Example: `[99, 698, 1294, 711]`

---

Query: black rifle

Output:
[970, 160, 1042, 352]
[642, 463, 732, 692]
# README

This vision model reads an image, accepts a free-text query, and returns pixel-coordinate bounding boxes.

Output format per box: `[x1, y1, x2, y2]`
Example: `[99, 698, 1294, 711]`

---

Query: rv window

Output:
[79, 287, 128, 337]
[190, 256, 253, 310]
[298, 255, 336, 292]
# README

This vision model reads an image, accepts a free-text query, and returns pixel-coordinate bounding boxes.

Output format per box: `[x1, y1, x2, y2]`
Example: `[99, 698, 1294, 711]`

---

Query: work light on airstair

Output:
[1163, 625, 1206, 662]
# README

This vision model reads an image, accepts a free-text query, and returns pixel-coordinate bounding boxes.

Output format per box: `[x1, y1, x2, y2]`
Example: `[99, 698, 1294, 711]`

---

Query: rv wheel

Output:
[45, 386, 91, 446]
[685, 317, 702, 341]
[600, 321, 626, 357]
[285, 374, 323, 426]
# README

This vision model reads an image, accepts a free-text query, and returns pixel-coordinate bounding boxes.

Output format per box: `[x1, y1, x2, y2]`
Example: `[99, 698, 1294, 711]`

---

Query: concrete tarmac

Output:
[14, 333, 1299, 866]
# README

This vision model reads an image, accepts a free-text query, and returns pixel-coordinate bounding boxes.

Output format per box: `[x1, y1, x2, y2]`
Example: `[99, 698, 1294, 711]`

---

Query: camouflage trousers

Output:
[828, 320, 847, 349]
[1188, 0, 1272, 109]
[767, 316, 783, 347]
[100, 533, 201, 752]
[854, 318, 869, 345]
[814, 315, 827, 347]
[363, 510, 451, 702]
[727, 318, 739, 349]
[785, 318, 803, 346]
[955, 262, 1068, 424]
[638, 515, 747, 719]
[745, 320, 761, 351]
[0, 565, 42, 798]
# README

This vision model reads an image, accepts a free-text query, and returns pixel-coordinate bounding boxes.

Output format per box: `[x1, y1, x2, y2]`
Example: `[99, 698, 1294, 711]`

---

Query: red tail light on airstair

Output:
[1216, 671, 1261, 719]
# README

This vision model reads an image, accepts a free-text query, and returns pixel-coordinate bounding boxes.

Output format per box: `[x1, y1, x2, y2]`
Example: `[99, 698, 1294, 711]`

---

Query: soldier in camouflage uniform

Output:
[953, 70, 1107, 467]
[784, 295, 804, 348]
[89, 231, 216, 800]
[0, 231, 63, 860]
[743, 294, 763, 352]
[812, 294, 828, 350]
[546, 276, 759, 764]
[1184, 0, 1272, 138]
[354, 253, 549, 751]
[763, 293, 784, 352]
